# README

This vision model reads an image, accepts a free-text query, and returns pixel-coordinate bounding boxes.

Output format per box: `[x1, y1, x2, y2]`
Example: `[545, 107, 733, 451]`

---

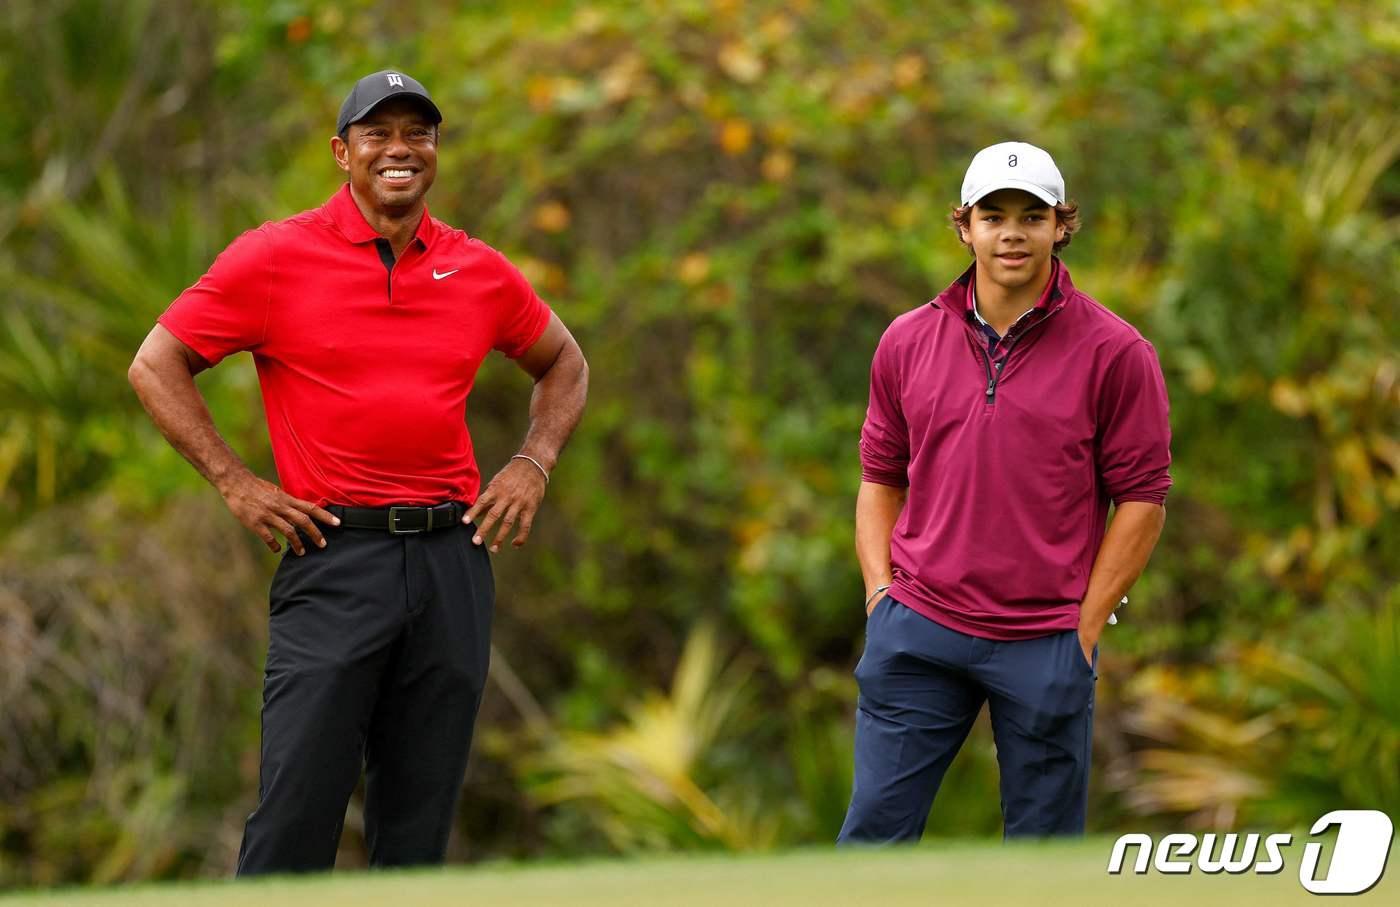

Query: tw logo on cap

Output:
[386, 73, 405, 88]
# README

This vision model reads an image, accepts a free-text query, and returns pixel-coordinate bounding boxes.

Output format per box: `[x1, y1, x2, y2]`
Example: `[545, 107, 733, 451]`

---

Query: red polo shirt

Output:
[159, 184, 552, 506]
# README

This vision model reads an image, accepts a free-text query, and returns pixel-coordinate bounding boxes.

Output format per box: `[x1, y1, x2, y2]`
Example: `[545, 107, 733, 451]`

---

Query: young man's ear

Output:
[1054, 215, 1067, 244]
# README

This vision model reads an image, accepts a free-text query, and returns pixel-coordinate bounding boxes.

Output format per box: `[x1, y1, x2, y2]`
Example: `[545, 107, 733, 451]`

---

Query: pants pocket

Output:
[1065, 630, 1097, 682]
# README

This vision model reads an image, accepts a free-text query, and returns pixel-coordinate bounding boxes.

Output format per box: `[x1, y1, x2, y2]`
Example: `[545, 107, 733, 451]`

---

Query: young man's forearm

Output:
[855, 480, 907, 605]
[1077, 501, 1166, 645]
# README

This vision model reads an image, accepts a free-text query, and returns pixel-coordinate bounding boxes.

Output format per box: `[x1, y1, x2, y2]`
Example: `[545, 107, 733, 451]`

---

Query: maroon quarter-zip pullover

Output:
[860, 261, 1171, 640]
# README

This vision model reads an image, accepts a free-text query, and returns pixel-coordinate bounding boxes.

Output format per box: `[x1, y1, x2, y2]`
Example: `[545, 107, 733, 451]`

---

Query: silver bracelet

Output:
[511, 454, 550, 485]
[864, 584, 891, 609]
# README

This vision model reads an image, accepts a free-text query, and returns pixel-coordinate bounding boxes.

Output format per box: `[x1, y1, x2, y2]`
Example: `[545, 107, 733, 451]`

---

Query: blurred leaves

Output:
[1114, 595, 1400, 828]
[0, 495, 265, 885]
[523, 622, 778, 851]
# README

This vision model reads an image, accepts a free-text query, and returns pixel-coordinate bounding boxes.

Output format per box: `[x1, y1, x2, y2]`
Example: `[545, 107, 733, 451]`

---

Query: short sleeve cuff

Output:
[502, 303, 552, 360]
[156, 313, 227, 367]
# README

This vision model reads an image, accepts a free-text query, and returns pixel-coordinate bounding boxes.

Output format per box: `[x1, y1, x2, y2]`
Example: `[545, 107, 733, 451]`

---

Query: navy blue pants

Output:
[838, 595, 1097, 842]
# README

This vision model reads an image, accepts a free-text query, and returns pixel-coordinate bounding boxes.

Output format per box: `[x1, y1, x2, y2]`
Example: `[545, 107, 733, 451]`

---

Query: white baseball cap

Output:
[960, 142, 1065, 207]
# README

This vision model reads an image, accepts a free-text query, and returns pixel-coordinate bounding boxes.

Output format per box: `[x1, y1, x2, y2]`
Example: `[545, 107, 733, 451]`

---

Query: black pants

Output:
[236, 521, 494, 875]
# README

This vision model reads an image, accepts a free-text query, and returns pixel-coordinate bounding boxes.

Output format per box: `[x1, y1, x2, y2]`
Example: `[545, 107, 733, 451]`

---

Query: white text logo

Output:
[1107, 810, 1393, 896]
[387, 73, 404, 88]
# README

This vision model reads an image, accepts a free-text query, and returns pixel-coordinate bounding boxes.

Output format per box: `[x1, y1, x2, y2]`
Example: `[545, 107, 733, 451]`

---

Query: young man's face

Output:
[331, 97, 439, 214]
[959, 188, 1066, 291]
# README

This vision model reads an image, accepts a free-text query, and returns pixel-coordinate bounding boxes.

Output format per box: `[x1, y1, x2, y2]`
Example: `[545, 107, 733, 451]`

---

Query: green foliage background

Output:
[0, 0, 1396, 888]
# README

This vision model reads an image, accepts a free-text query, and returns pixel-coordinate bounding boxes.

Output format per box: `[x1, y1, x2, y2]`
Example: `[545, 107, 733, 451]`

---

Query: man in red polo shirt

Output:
[838, 142, 1170, 841]
[128, 70, 588, 873]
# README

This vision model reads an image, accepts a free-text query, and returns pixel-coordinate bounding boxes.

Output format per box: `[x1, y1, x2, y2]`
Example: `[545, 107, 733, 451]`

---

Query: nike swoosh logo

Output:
[433, 268, 460, 280]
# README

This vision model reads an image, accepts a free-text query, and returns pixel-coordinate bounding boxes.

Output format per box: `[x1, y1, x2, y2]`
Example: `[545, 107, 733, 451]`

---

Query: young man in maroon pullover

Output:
[838, 143, 1170, 841]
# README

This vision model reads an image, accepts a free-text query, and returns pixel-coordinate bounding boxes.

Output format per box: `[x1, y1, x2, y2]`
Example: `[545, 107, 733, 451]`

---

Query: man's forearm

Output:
[128, 352, 251, 494]
[855, 481, 907, 599]
[1077, 501, 1166, 643]
[516, 342, 588, 472]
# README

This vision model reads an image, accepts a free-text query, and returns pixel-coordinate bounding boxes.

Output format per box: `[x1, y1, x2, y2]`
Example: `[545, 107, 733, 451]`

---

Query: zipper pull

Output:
[985, 379, 996, 400]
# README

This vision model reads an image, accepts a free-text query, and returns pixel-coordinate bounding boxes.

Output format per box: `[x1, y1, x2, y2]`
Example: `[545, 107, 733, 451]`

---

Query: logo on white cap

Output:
[961, 142, 1065, 207]
[386, 73, 405, 88]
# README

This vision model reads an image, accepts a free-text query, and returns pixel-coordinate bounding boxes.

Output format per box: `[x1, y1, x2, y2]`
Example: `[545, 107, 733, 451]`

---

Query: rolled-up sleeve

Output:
[1096, 339, 1172, 505]
[859, 329, 910, 487]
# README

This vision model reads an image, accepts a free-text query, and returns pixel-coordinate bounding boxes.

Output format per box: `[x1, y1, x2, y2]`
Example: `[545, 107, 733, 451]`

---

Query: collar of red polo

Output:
[326, 183, 436, 249]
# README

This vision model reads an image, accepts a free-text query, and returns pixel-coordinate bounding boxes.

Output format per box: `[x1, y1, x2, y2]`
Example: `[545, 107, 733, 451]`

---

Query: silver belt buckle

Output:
[388, 505, 428, 535]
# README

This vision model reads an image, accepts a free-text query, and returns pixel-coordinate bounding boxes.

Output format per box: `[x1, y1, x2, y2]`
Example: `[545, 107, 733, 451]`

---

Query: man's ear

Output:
[330, 134, 350, 173]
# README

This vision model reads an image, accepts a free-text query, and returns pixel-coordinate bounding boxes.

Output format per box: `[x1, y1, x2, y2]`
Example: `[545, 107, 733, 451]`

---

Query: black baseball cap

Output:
[336, 69, 442, 135]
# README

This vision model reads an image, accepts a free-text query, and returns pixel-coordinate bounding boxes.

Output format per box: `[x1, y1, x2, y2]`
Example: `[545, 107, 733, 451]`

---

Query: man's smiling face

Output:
[959, 188, 1066, 292]
[331, 97, 438, 215]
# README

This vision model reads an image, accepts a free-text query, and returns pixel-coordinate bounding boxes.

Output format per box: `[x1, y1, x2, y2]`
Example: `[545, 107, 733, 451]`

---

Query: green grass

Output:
[2, 839, 1390, 906]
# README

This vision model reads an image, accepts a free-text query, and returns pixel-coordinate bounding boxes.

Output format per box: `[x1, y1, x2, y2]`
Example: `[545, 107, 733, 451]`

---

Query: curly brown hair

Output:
[950, 200, 1081, 254]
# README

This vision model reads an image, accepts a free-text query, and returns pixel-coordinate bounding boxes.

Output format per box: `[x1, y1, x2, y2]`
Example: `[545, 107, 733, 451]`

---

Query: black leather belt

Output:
[327, 502, 466, 535]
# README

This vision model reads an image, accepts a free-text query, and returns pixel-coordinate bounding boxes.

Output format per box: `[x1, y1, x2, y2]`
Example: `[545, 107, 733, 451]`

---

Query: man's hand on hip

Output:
[464, 458, 548, 552]
[219, 472, 340, 555]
